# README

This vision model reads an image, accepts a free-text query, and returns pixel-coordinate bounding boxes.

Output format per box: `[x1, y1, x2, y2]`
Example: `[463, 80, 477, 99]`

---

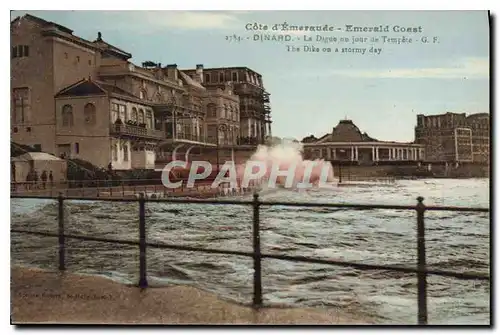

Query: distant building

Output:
[302, 120, 425, 163]
[414, 112, 490, 163]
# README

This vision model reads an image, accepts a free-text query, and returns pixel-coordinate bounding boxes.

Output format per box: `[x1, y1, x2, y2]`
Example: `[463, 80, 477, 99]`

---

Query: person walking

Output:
[33, 170, 39, 189]
[41, 170, 48, 189]
[49, 171, 54, 188]
[25, 172, 32, 191]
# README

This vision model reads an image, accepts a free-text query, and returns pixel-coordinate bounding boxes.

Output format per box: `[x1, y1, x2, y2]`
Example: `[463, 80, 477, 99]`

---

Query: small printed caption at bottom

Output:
[16, 291, 115, 301]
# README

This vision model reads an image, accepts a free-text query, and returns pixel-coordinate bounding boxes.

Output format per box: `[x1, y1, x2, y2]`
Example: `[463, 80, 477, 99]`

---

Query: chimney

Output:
[166, 64, 178, 81]
[196, 64, 203, 83]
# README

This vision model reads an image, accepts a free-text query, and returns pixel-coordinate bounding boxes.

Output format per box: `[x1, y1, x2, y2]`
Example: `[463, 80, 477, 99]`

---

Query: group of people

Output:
[25, 169, 54, 190]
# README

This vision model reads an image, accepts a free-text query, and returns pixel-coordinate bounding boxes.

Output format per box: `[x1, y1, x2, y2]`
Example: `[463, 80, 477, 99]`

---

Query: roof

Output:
[13, 152, 63, 162]
[309, 119, 379, 144]
[94, 80, 138, 99]
[178, 71, 205, 90]
[182, 66, 263, 76]
[12, 14, 99, 52]
[93, 33, 132, 60]
[55, 78, 137, 100]
[11, 14, 73, 34]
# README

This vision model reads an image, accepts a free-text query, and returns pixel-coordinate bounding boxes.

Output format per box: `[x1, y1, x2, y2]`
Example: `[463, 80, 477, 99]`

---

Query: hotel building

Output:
[414, 112, 490, 164]
[11, 14, 272, 170]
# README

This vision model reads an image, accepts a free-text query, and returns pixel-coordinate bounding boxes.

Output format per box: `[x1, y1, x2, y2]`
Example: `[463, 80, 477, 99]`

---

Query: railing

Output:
[10, 178, 262, 199]
[110, 123, 164, 140]
[10, 193, 489, 325]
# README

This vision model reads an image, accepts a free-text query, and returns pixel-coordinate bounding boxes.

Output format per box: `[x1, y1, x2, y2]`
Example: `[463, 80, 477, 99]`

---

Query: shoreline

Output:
[11, 265, 375, 325]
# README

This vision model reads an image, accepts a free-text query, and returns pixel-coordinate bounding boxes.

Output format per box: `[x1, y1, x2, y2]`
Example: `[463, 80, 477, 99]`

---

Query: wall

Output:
[130, 150, 155, 170]
[204, 88, 240, 145]
[11, 18, 57, 154]
[52, 37, 98, 94]
[55, 96, 110, 167]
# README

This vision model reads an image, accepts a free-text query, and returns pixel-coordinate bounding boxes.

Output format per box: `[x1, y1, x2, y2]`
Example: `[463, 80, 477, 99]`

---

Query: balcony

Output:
[110, 123, 164, 140]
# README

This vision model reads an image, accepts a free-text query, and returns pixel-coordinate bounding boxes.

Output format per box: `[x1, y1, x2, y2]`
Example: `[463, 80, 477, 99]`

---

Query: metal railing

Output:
[110, 123, 164, 140]
[10, 193, 489, 325]
[10, 178, 261, 198]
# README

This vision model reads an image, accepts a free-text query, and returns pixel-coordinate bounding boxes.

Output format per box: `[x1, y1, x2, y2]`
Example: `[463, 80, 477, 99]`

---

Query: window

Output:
[11, 45, 29, 58]
[12, 87, 30, 124]
[84, 103, 96, 125]
[146, 111, 153, 129]
[62, 105, 74, 127]
[219, 72, 224, 82]
[119, 104, 126, 121]
[13, 127, 18, 133]
[88, 59, 92, 65]
[76, 56, 80, 63]
[138, 109, 145, 123]
[75, 143, 80, 154]
[123, 145, 129, 161]
[64, 52, 68, 59]
[220, 105, 226, 119]
[111, 103, 119, 122]
[232, 72, 238, 82]
[205, 73, 210, 83]
[131, 107, 138, 122]
[111, 103, 126, 122]
[207, 103, 216, 117]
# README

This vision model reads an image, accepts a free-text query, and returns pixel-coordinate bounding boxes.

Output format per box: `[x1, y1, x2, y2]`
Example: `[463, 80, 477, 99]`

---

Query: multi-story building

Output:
[414, 112, 490, 163]
[183, 66, 272, 145]
[303, 119, 425, 163]
[11, 14, 269, 170]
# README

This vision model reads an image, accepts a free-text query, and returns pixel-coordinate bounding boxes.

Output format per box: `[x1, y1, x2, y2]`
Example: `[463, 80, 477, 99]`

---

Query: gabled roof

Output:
[55, 78, 107, 98]
[178, 71, 205, 90]
[94, 80, 138, 99]
[11, 14, 73, 34]
[55, 78, 137, 100]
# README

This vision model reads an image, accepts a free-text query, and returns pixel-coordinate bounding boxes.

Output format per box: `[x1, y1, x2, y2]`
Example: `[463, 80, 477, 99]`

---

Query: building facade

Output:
[414, 112, 490, 163]
[11, 14, 271, 170]
[183, 66, 272, 145]
[302, 120, 425, 163]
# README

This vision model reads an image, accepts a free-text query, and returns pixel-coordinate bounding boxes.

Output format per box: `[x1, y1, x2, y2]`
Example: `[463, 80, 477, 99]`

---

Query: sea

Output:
[10, 178, 490, 325]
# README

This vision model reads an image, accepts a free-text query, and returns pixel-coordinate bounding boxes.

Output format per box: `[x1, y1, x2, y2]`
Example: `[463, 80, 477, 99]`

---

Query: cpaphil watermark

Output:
[161, 160, 336, 190]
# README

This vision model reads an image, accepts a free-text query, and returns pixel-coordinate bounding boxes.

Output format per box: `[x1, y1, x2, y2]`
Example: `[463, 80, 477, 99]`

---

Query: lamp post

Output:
[165, 96, 178, 140]
[216, 123, 227, 174]
[338, 149, 346, 183]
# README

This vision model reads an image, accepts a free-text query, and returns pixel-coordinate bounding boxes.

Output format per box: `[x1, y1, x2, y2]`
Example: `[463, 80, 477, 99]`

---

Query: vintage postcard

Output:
[10, 9, 490, 326]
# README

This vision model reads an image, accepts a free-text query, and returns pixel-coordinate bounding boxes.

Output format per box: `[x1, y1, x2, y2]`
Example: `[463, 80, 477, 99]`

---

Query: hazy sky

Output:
[11, 10, 489, 142]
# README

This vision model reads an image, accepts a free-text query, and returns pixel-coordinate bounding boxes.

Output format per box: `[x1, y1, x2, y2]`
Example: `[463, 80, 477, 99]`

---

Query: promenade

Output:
[10, 181, 256, 199]
[11, 266, 373, 325]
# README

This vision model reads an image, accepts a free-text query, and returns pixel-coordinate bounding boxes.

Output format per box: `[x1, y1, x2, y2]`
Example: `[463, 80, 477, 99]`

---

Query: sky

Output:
[10, 10, 490, 142]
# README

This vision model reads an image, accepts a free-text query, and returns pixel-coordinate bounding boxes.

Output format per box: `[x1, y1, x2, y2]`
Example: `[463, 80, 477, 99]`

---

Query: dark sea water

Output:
[10, 178, 490, 324]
